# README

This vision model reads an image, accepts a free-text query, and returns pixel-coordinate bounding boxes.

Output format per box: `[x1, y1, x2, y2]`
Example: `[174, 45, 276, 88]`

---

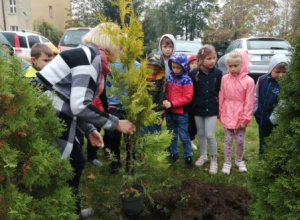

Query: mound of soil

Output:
[149, 178, 250, 220]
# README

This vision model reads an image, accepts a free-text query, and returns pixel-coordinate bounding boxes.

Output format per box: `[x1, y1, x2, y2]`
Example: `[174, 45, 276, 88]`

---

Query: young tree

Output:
[0, 54, 76, 218]
[102, 0, 172, 177]
[247, 12, 300, 219]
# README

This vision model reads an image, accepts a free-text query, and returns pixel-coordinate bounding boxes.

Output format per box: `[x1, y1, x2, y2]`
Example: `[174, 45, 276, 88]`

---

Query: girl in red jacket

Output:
[219, 50, 255, 175]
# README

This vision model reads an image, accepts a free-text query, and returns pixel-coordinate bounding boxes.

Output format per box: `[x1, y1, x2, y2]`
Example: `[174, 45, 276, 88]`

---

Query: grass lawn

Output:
[79, 119, 259, 219]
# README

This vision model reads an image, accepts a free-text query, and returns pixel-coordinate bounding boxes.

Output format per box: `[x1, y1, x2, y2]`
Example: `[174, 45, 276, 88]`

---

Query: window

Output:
[9, 0, 17, 14]
[49, 6, 53, 18]
[28, 35, 40, 48]
[11, 26, 18, 31]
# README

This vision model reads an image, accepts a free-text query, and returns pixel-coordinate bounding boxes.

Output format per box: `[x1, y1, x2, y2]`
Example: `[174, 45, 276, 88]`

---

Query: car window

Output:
[0, 33, 12, 46]
[1, 32, 15, 45]
[226, 40, 241, 53]
[28, 35, 40, 48]
[247, 39, 291, 50]
[40, 37, 50, 43]
[19, 36, 28, 48]
[60, 30, 90, 46]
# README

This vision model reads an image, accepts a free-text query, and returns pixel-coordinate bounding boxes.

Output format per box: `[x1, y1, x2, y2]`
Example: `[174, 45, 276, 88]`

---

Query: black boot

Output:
[109, 161, 122, 174]
[185, 157, 194, 170]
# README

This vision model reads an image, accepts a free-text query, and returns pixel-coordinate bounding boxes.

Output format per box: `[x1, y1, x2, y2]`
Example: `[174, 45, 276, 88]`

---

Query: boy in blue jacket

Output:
[254, 54, 289, 154]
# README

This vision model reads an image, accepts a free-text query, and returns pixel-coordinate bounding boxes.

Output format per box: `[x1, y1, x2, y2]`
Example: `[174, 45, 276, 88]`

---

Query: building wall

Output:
[0, 0, 70, 31]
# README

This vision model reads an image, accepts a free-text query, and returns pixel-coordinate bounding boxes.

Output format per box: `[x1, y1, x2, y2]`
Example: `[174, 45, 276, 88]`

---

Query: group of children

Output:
[149, 34, 289, 175]
[19, 26, 289, 219]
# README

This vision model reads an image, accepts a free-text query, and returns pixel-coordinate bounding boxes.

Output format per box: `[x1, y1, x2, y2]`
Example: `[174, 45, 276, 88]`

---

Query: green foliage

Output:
[104, 0, 172, 181]
[0, 55, 76, 219]
[247, 36, 300, 219]
[33, 20, 63, 45]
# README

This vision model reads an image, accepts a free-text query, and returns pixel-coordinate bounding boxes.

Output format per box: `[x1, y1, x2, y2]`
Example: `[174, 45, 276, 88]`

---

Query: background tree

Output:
[33, 20, 63, 45]
[203, 0, 278, 44]
[66, 0, 144, 28]
[0, 53, 76, 219]
[247, 9, 300, 219]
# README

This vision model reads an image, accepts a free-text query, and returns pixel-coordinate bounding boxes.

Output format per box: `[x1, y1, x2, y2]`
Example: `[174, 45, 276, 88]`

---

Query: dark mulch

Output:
[122, 178, 250, 220]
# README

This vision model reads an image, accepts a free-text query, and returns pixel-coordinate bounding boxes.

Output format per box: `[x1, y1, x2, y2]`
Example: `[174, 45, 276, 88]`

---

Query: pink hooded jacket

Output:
[219, 50, 255, 129]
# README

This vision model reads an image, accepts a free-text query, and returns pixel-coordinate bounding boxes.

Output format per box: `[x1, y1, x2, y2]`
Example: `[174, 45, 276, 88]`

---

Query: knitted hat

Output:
[188, 54, 197, 64]
[147, 52, 164, 68]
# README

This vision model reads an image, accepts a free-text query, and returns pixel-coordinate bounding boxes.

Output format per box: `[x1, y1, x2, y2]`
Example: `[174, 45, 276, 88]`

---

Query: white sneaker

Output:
[91, 159, 103, 167]
[209, 161, 218, 174]
[191, 141, 198, 150]
[235, 160, 247, 172]
[221, 163, 231, 175]
[195, 155, 207, 167]
[80, 207, 94, 219]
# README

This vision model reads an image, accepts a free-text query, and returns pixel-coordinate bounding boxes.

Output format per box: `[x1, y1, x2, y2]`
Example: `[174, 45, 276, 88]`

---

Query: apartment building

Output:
[0, 0, 71, 31]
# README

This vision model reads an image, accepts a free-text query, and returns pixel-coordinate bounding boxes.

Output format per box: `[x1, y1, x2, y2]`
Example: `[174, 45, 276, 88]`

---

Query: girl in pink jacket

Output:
[219, 50, 255, 175]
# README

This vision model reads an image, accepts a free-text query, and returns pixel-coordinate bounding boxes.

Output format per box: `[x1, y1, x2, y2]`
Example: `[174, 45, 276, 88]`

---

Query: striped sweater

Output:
[35, 43, 118, 158]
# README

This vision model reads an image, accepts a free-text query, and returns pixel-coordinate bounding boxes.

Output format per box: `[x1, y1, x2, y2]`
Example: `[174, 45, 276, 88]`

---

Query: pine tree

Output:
[247, 20, 300, 220]
[102, 0, 172, 178]
[0, 53, 76, 219]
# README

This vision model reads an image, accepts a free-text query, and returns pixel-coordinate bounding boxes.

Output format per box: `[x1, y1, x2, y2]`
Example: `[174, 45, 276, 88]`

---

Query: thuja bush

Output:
[247, 36, 300, 219]
[0, 55, 76, 219]
[103, 0, 172, 178]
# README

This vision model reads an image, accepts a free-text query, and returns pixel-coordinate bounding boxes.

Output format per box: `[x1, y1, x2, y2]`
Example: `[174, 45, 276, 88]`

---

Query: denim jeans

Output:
[166, 112, 192, 159]
[142, 123, 162, 134]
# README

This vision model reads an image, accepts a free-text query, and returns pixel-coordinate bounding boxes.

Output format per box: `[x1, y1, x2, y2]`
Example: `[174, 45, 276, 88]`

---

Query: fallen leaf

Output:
[87, 173, 96, 180]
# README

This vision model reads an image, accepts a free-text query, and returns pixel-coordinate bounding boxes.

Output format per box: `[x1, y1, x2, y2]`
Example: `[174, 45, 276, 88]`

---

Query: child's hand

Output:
[163, 100, 172, 109]
[157, 118, 163, 125]
[239, 123, 246, 129]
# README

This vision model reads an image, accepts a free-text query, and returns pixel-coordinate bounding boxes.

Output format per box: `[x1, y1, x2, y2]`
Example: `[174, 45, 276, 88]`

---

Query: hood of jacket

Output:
[158, 34, 176, 55]
[228, 50, 249, 79]
[268, 54, 290, 74]
[168, 53, 188, 76]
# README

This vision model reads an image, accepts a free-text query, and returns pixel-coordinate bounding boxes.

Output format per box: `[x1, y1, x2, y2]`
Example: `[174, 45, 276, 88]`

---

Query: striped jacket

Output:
[35, 43, 118, 158]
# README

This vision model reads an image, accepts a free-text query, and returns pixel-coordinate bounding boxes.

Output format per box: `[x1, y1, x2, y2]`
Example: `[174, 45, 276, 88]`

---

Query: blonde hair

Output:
[81, 23, 120, 63]
[197, 44, 216, 65]
[226, 50, 242, 64]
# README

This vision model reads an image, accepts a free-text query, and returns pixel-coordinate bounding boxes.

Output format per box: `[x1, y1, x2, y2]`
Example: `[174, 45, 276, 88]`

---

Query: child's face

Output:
[32, 52, 53, 70]
[189, 60, 198, 70]
[161, 42, 173, 59]
[148, 64, 161, 75]
[227, 58, 242, 76]
[271, 65, 287, 81]
[172, 62, 183, 75]
[200, 52, 217, 71]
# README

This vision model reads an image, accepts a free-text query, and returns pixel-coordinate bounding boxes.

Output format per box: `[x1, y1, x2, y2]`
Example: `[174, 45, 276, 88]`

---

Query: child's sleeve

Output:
[253, 77, 260, 113]
[218, 80, 225, 117]
[241, 79, 255, 125]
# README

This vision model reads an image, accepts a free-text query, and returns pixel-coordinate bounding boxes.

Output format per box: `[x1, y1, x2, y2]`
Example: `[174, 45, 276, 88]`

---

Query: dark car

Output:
[0, 32, 14, 56]
[217, 37, 292, 81]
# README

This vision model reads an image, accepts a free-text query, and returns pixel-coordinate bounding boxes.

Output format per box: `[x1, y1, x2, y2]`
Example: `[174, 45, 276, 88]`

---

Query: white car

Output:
[0, 31, 52, 56]
[217, 37, 292, 81]
[175, 40, 203, 58]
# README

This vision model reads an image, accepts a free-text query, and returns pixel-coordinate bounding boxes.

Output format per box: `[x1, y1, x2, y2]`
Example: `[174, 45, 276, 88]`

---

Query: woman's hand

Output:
[116, 120, 136, 135]
[163, 100, 172, 109]
[88, 130, 104, 148]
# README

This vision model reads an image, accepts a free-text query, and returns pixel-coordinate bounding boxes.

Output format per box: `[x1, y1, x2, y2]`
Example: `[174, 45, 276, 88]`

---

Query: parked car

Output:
[58, 27, 91, 52]
[175, 40, 203, 57]
[217, 37, 292, 81]
[0, 31, 52, 56]
[0, 32, 14, 56]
